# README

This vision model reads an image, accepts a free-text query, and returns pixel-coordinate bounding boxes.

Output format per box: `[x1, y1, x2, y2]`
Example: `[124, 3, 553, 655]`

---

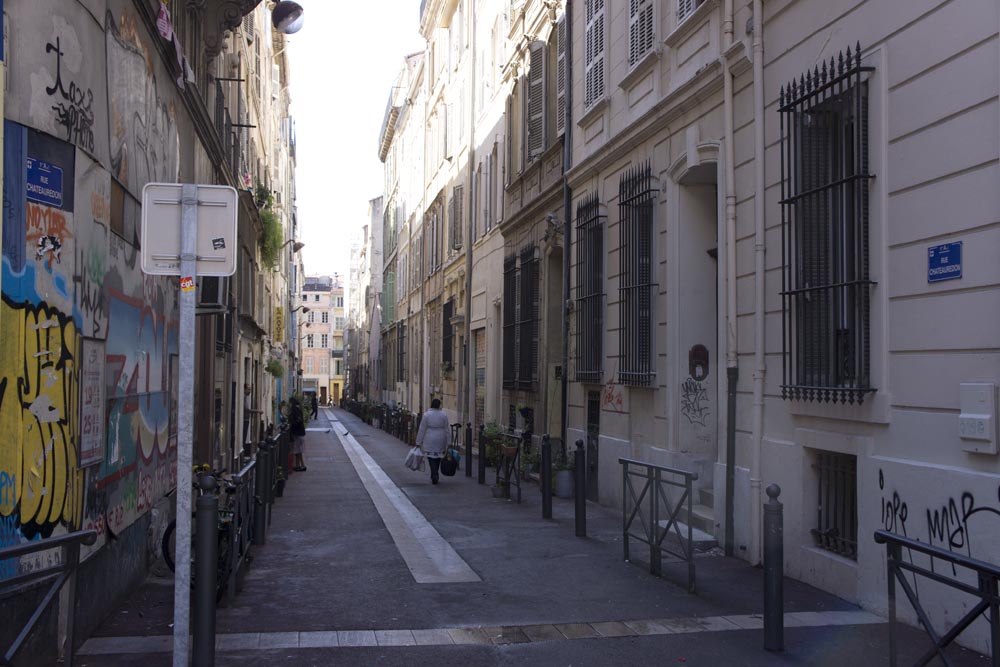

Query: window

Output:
[384, 271, 395, 325]
[618, 162, 656, 386]
[335, 317, 345, 330]
[629, 0, 654, 68]
[306, 357, 314, 373]
[442, 299, 454, 368]
[320, 312, 328, 323]
[556, 16, 567, 136]
[336, 296, 344, 308]
[575, 194, 605, 383]
[306, 334, 314, 348]
[450, 185, 464, 250]
[397, 322, 407, 383]
[335, 360, 343, 376]
[584, 0, 606, 110]
[779, 45, 874, 404]
[677, 0, 704, 25]
[524, 41, 546, 163]
[314, 294, 320, 302]
[321, 334, 328, 348]
[811, 451, 858, 560]
[320, 357, 328, 374]
[503, 246, 540, 389]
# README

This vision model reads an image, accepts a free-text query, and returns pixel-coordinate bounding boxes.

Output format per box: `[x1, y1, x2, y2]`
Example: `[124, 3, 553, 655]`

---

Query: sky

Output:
[287, 2, 425, 284]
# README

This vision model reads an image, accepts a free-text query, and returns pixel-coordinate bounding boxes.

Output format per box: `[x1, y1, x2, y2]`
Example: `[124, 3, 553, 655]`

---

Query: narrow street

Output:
[76, 409, 989, 667]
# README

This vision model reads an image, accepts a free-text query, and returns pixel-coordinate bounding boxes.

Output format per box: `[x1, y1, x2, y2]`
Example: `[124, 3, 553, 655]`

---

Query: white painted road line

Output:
[77, 610, 886, 654]
[333, 426, 481, 584]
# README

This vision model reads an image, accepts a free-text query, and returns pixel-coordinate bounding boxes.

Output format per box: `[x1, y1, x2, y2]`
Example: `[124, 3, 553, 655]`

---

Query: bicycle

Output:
[161, 465, 236, 603]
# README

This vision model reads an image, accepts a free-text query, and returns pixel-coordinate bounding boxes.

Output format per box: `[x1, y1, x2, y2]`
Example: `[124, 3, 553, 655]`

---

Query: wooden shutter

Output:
[453, 185, 464, 249]
[556, 17, 567, 136]
[585, 0, 605, 108]
[629, 0, 654, 68]
[526, 42, 546, 162]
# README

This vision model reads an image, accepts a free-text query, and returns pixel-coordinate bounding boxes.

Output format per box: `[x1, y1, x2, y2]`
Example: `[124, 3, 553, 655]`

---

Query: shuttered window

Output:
[575, 194, 605, 383]
[525, 42, 547, 163]
[629, 0, 654, 68]
[556, 17, 567, 136]
[779, 45, 874, 405]
[443, 299, 454, 367]
[451, 185, 464, 249]
[618, 162, 656, 387]
[584, 0, 605, 110]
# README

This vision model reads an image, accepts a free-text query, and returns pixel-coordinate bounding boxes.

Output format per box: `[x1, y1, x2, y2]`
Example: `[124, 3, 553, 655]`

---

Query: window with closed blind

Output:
[584, 0, 606, 110]
[628, 0, 654, 69]
[779, 44, 875, 405]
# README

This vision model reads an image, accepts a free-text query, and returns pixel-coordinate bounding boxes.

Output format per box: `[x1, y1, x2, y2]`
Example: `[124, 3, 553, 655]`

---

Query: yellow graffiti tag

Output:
[0, 298, 82, 536]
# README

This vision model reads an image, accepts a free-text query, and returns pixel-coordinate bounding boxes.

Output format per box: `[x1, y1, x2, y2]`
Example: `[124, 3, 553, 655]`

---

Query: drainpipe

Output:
[560, 0, 574, 458]
[750, 0, 767, 565]
[465, 0, 477, 427]
[722, 0, 738, 557]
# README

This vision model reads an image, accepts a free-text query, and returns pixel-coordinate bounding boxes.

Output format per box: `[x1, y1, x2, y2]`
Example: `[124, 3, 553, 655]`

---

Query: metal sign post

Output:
[141, 183, 236, 667]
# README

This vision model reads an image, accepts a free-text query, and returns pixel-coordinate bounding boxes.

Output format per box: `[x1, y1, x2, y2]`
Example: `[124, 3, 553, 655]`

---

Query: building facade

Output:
[352, 0, 1000, 653]
[0, 0, 300, 658]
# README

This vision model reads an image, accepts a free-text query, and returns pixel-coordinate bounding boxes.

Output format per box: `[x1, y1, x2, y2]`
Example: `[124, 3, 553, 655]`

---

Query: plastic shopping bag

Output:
[404, 446, 425, 471]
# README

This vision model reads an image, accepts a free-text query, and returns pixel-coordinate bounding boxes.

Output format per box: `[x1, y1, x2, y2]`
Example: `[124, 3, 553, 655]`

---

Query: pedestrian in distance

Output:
[288, 396, 307, 471]
[416, 398, 449, 484]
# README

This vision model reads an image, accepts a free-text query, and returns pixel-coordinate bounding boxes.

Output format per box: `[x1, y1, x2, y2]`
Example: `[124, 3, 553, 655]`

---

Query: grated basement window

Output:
[779, 44, 875, 405]
[575, 193, 605, 383]
[811, 451, 858, 560]
[618, 161, 656, 387]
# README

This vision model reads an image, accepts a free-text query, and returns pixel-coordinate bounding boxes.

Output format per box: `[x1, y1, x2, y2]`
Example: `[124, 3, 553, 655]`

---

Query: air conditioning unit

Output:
[197, 276, 229, 314]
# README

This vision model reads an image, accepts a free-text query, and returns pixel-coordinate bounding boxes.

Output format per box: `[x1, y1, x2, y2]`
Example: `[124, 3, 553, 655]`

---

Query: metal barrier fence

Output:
[0, 529, 97, 667]
[619, 457, 698, 593]
[222, 456, 257, 606]
[874, 529, 1000, 667]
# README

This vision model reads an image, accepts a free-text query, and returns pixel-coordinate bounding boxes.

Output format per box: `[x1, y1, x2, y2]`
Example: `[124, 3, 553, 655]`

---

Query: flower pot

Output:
[554, 470, 573, 498]
[491, 484, 508, 499]
[274, 479, 285, 498]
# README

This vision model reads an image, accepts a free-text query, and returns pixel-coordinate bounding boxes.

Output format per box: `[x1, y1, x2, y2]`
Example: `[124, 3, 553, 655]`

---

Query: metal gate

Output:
[587, 390, 600, 502]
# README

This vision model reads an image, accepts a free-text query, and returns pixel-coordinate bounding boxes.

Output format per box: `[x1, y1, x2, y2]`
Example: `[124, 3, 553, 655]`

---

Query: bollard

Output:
[193, 475, 218, 667]
[764, 484, 784, 652]
[574, 439, 586, 537]
[478, 425, 486, 484]
[253, 446, 269, 546]
[541, 435, 552, 519]
[465, 423, 473, 477]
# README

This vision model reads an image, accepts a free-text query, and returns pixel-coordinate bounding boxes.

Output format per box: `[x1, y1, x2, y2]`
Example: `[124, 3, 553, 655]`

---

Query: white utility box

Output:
[959, 382, 997, 455]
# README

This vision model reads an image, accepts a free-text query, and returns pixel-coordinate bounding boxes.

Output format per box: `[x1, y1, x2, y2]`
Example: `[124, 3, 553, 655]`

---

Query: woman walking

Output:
[416, 399, 449, 484]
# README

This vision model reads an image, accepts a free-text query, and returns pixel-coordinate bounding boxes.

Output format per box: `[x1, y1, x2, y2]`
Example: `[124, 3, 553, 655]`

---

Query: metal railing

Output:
[619, 457, 698, 593]
[874, 529, 1000, 667]
[493, 430, 525, 504]
[222, 456, 257, 606]
[0, 529, 97, 667]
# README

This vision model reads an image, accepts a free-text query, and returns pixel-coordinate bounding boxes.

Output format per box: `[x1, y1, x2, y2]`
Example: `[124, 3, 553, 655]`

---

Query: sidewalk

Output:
[74, 407, 990, 666]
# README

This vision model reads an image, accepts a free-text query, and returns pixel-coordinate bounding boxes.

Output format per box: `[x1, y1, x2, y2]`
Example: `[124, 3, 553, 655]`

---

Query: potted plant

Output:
[553, 453, 574, 498]
[481, 422, 504, 466]
[265, 358, 283, 377]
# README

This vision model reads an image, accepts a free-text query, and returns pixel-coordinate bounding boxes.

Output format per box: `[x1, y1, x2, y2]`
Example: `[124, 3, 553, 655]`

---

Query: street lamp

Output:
[291, 305, 310, 314]
[281, 239, 306, 252]
[271, 1, 304, 34]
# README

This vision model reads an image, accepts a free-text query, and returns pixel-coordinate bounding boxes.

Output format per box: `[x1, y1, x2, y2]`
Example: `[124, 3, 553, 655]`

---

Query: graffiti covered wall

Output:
[1, 0, 181, 578]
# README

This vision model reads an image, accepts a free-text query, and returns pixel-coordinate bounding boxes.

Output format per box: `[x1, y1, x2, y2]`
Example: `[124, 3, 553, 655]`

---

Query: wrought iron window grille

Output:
[575, 193, 606, 383]
[779, 44, 876, 405]
[502, 245, 540, 389]
[811, 450, 858, 560]
[618, 162, 657, 387]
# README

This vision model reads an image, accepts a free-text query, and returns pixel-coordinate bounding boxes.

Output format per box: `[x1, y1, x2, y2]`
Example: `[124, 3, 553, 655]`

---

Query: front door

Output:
[586, 390, 600, 502]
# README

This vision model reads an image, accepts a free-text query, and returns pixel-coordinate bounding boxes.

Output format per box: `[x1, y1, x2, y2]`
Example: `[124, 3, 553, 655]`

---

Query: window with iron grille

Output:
[811, 451, 857, 560]
[430, 306, 442, 388]
[618, 162, 656, 386]
[779, 44, 875, 405]
[503, 247, 540, 389]
[450, 185, 464, 249]
[628, 0, 654, 69]
[584, 0, 606, 110]
[398, 322, 407, 383]
[443, 299, 454, 367]
[502, 256, 518, 388]
[575, 194, 605, 383]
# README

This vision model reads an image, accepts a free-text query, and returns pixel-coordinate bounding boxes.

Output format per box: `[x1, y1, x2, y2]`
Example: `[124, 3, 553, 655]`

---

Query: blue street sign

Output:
[26, 157, 64, 208]
[927, 242, 962, 283]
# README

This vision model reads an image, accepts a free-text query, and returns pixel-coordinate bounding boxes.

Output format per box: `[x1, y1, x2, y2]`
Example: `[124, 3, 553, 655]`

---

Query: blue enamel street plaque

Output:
[927, 241, 962, 283]
[26, 157, 64, 208]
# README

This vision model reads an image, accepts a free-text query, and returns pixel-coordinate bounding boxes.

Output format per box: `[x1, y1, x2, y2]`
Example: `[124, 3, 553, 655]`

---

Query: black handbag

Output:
[440, 451, 458, 476]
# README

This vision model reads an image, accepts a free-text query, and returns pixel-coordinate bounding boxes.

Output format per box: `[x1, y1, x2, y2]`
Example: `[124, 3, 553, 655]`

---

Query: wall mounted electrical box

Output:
[959, 382, 997, 455]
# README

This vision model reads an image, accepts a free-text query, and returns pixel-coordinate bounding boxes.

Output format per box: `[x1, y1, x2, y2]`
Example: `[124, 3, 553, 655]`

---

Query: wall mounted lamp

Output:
[272, 1, 304, 34]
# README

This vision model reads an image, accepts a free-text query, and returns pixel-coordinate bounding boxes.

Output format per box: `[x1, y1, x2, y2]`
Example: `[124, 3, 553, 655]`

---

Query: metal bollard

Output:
[574, 439, 586, 537]
[478, 425, 486, 484]
[253, 447, 269, 546]
[465, 423, 473, 477]
[194, 475, 218, 667]
[764, 484, 784, 652]
[541, 435, 552, 519]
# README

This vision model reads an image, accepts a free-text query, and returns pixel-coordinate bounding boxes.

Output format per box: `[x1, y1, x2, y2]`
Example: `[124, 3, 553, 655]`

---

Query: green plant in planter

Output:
[265, 358, 283, 377]
[260, 207, 283, 269]
[481, 422, 504, 465]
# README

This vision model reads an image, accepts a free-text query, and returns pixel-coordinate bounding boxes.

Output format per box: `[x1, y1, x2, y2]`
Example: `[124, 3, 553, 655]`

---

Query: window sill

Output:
[577, 95, 609, 129]
[787, 391, 891, 425]
[620, 48, 660, 91]
[664, 0, 718, 49]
